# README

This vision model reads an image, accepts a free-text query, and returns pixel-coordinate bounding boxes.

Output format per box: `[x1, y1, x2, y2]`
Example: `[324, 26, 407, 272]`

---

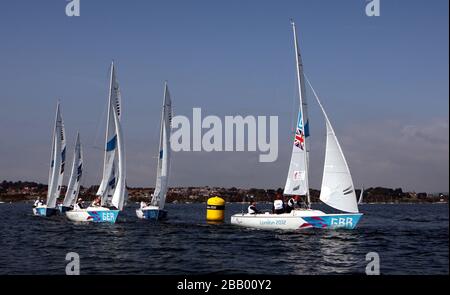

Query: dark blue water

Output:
[0, 202, 448, 274]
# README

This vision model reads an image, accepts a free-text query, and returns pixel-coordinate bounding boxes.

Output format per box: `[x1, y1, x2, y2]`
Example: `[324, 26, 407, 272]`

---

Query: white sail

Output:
[103, 162, 118, 205]
[46, 101, 66, 208]
[110, 87, 127, 210]
[358, 186, 364, 205]
[62, 133, 83, 207]
[284, 21, 310, 202]
[306, 78, 359, 213]
[150, 82, 172, 210]
[97, 62, 122, 206]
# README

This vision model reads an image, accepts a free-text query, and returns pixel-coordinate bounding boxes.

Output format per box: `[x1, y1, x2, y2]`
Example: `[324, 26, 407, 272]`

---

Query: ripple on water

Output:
[0, 203, 448, 274]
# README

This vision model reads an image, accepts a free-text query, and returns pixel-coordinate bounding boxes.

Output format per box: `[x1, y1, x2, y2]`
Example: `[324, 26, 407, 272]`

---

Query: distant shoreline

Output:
[0, 199, 448, 206]
[1, 180, 448, 204]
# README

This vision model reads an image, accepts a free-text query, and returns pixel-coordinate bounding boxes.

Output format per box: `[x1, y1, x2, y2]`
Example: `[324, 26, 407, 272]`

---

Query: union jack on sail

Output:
[294, 127, 304, 150]
[294, 112, 305, 150]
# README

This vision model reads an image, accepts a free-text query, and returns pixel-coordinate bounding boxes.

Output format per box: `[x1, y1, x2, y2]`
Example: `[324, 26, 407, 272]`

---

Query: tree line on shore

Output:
[0, 180, 448, 204]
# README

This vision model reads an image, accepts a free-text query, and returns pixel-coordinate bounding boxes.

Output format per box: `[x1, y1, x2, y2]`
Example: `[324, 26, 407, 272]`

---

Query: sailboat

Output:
[136, 82, 172, 220]
[230, 21, 363, 230]
[33, 101, 66, 217]
[358, 186, 364, 205]
[59, 133, 83, 213]
[66, 62, 127, 223]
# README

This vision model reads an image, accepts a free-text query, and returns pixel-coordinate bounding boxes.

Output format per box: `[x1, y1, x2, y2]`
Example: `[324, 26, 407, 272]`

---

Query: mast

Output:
[291, 20, 311, 206]
[97, 61, 115, 198]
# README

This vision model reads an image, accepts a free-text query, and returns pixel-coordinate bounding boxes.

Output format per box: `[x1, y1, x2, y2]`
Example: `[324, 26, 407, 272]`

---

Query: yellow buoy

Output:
[206, 196, 225, 222]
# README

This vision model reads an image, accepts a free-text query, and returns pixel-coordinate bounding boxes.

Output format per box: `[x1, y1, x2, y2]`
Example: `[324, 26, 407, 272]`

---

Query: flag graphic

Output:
[294, 128, 304, 150]
[294, 112, 305, 150]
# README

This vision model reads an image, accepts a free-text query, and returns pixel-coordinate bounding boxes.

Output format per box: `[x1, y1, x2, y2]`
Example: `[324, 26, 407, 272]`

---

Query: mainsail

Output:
[150, 82, 172, 210]
[97, 62, 122, 206]
[306, 77, 359, 213]
[110, 89, 126, 210]
[46, 101, 66, 208]
[284, 21, 310, 204]
[62, 133, 83, 207]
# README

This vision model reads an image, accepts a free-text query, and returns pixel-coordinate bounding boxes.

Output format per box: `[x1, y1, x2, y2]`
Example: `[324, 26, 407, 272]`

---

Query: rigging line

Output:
[92, 68, 110, 150]
[303, 73, 331, 129]
[152, 87, 168, 160]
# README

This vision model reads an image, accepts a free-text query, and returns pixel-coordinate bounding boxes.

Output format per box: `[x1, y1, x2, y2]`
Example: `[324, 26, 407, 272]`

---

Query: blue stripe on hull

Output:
[34, 207, 58, 217]
[302, 213, 363, 229]
[143, 209, 167, 220]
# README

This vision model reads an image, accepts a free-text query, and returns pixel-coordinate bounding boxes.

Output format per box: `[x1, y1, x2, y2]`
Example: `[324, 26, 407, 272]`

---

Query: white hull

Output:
[230, 209, 363, 230]
[231, 209, 324, 230]
[65, 206, 119, 223]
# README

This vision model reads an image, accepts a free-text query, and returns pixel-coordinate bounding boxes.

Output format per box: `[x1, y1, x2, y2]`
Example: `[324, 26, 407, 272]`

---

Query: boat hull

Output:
[33, 206, 58, 217]
[230, 209, 363, 230]
[66, 207, 119, 223]
[136, 206, 167, 220]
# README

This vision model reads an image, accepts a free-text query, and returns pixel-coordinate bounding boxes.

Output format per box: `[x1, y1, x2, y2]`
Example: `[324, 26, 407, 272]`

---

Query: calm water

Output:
[0, 202, 448, 275]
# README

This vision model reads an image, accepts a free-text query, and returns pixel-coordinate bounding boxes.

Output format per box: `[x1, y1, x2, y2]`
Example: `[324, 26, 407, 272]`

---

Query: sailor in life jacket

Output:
[33, 198, 42, 208]
[248, 200, 260, 214]
[286, 196, 296, 213]
[91, 196, 101, 207]
[74, 198, 83, 210]
[272, 194, 285, 214]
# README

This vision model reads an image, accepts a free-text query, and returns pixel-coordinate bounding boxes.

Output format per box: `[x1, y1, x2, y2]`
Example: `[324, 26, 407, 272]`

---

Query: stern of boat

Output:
[301, 213, 363, 229]
[136, 206, 167, 220]
[33, 206, 58, 217]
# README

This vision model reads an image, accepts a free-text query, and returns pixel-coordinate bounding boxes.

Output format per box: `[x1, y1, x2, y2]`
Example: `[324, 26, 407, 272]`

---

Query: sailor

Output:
[272, 194, 285, 214]
[74, 198, 83, 210]
[286, 196, 296, 213]
[92, 197, 101, 207]
[295, 195, 306, 208]
[33, 198, 40, 208]
[247, 200, 260, 215]
[140, 201, 147, 209]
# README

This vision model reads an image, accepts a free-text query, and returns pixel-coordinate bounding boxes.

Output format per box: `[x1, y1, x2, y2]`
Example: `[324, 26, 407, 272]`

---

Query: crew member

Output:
[33, 198, 40, 208]
[248, 200, 260, 215]
[92, 197, 101, 207]
[74, 198, 84, 210]
[286, 196, 296, 213]
[272, 194, 285, 214]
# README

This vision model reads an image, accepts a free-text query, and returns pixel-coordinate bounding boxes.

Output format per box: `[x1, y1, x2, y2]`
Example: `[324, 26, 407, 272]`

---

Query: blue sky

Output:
[0, 0, 448, 192]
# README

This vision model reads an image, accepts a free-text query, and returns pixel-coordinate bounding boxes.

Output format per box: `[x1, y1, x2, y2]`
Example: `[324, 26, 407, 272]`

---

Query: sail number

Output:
[101, 212, 116, 222]
[330, 217, 354, 228]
